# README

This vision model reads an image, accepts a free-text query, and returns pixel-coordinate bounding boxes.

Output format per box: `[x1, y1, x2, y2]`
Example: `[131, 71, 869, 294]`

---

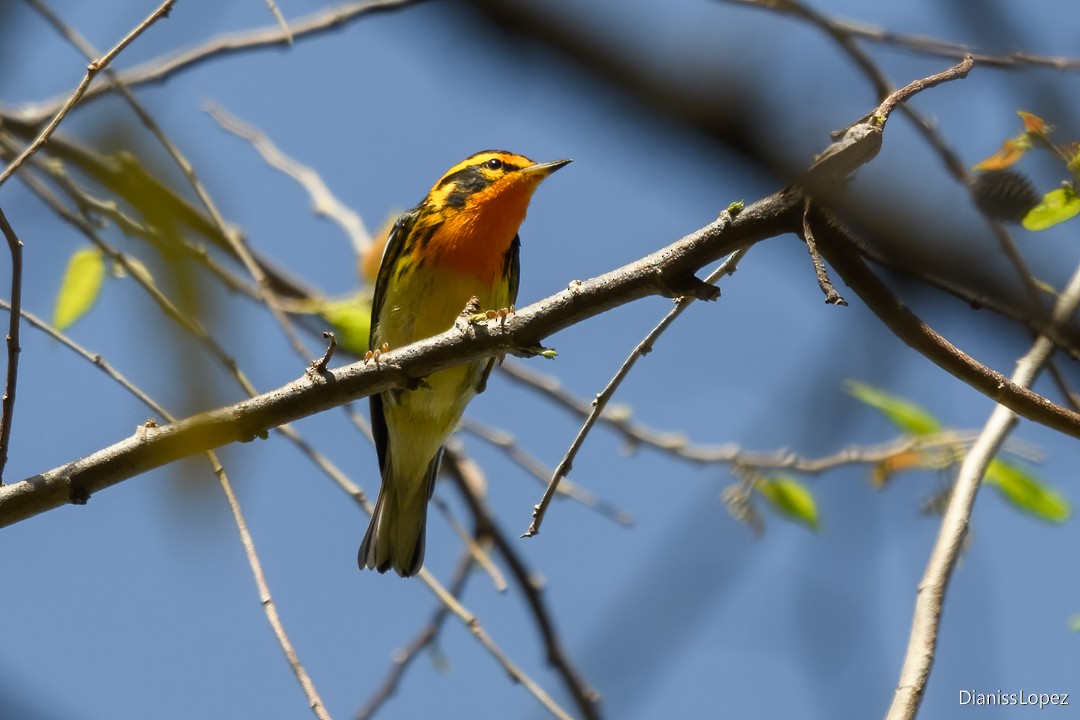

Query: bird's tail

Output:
[358, 451, 441, 577]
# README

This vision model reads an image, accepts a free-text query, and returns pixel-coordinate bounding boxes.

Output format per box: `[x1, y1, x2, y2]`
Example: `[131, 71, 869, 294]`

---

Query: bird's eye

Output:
[484, 158, 504, 171]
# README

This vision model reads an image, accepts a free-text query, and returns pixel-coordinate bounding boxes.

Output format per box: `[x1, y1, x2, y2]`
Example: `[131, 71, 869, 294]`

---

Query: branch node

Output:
[661, 272, 721, 301]
[308, 331, 337, 376]
[69, 486, 90, 505]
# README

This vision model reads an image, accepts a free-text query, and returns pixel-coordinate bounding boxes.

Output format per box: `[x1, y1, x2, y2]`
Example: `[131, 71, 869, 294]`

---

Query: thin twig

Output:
[204, 100, 372, 256]
[27, 0, 313, 363]
[496, 368, 1030, 472]
[875, 56, 974, 122]
[262, 0, 294, 43]
[6, 140, 361, 497]
[731, 0, 972, 182]
[720, 0, 1080, 71]
[801, 199, 846, 305]
[0, 299, 331, 719]
[765, 0, 1080, 410]
[326, 424, 570, 718]
[0, 207, 23, 483]
[310, 332, 337, 374]
[416, 565, 575, 720]
[443, 448, 602, 720]
[0, 295, 579, 720]
[14, 0, 429, 123]
[0, 307, 555, 720]
[0, 120, 318, 301]
[813, 212, 1080, 438]
[3, 134, 263, 303]
[0, 0, 176, 188]
[432, 494, 508, 593]
[0, 302, 158, 412]
[885, 251, 1080, 720]
[850, 240, 1080, 362]
[5, 162, 263, 393]
[524, 245, 747, 538]
[212, 454, 333, 720]
[355, 552, 475, 720]
[744, 0, 1078, 397]
[461, 417, 634, 527]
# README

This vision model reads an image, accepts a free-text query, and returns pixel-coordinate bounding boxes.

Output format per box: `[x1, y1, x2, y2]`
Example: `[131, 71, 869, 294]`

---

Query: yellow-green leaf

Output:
[985, 459, 1070, 523]
[844, 380, 941, 436]
[54, 247, 106, 331]
[757, 476, 819, 531]
[318, 295, 372, 356]
[1022, 186, 1080, 231]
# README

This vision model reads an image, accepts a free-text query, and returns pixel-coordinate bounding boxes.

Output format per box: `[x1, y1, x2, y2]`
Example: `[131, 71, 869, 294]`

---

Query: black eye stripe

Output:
[431, 156, 528, 204]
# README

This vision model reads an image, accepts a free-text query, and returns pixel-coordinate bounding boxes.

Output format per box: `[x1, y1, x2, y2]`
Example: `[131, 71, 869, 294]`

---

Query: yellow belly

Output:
[374, 265, 512, 485]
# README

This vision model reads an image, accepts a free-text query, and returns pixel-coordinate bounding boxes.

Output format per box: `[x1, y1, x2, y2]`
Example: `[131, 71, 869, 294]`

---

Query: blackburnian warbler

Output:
[359, 150, 570, 577]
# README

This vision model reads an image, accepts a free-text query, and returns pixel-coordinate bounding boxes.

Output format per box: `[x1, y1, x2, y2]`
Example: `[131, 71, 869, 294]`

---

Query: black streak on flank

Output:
[411, 223, 438, 253]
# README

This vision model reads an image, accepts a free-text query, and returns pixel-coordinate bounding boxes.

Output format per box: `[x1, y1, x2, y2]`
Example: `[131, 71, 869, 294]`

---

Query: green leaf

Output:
[756, 476, 820, 531]
[985, 459, 1071, 523]
[1022, 186, 1080, 231]
[1068, 614, 1080, 632]
[843, 380, 941, 436]
[53, 247, 106, 331]
[318, 295, 372, 357]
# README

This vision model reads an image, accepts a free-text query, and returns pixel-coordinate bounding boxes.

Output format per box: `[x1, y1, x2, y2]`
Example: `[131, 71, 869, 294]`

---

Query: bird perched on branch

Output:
[359, 150, 570, 577]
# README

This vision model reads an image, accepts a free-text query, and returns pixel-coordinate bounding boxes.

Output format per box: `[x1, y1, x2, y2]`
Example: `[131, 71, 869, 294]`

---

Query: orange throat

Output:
[426, 176, 538, 283]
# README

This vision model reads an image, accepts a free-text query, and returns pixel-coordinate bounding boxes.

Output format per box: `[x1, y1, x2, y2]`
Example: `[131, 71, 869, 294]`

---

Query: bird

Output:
[359, 150, 570, 577]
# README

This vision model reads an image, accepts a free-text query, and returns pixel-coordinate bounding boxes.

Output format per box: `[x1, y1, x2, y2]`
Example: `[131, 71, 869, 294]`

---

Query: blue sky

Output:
[1, 1, 1079, 719]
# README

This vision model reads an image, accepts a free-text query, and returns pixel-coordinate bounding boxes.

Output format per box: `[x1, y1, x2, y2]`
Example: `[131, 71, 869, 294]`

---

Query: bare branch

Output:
[5, 59, 1079, 534]
[443, 448, 602, 720]
[886, 243, 1080, 720]
[262, 0, 294, 44]
[205, 100, 373, 255]
[0, 299, 331, 718]
[415, 563, 575, 720]
[461, 417, 635, 527]
[0, 207, 23, 483]
[0, 183, 788, 526]
[524, 246, 745, 538]
[722, 0, 1080, 71]
[0, 0, 177, 188]
[1, 191, 1076, 529]
[13, 0, 430, 123]
[355, 552, 474, 720]
[801, 200, 846, 306]
[213, 456, 333, 720]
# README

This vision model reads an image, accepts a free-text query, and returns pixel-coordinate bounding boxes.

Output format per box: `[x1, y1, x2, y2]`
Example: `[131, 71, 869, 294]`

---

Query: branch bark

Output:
[0, 191, 795, 527]
[6, 57, 1080, 538]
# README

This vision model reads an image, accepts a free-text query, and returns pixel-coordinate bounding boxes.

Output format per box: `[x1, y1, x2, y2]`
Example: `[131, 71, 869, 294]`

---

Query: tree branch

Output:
[0, 207, 22, 483]
[885, 239, 1080, 720]
[11, 0, 430, 124]
[813, 214, 1080, 440]
[0, 0, 177, 188]
[7, 57, 1080, 537]
[0, 191, 789, 527]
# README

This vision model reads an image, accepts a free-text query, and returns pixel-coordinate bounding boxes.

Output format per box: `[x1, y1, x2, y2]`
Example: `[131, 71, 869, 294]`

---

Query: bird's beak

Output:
[523, 158, 572, 179]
